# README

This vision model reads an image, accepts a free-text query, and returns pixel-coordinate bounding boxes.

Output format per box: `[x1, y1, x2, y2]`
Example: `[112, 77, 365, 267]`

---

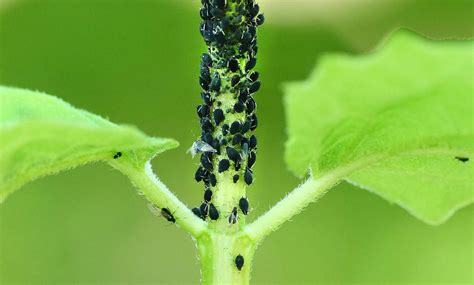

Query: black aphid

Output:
[246, 98, 256, 113]
[245, 57, 257, 71]
[230, 121, 241, 134]
[195, 167, 207, 182]
[241, 121, 251, 133]
[249, 71, 259, 82]
[192, 207, 204, 220]
[239, 197, 249, 215]
[231, 75, 240, 86]
[200, 202, 209, 218]
[229, 207, 238, 224]
[161, 208, 176, 223]
[218, 159, 230, 173]
[204, 189, 213, 202]
[222, 124, 230, 136]
[210, 73, 221, 92]
[213, 108, 225, 125]
[244, 168, 253, 185]
[249, 114, 258, 130]
[209, 203, 219, 220]
[201, 118, 214, 132]
[113, 152, 122, 159]
[201, 153, 214, 170]
[234, 102, 245, 113]
[197, 104, 210, 118]
[235, 255, 244, 271]
[199, 76, 210, 90]
[232, 134, 243, 146]
[248, 151, 256, 168]
[249, 135, 257, 149]
[202, 92, 212, 105]
[201, 53, 212, 67]
[256, 14, 265, 26]
[214, 0, 226, 9]
[209, 173, 217, 186]
[228, 58, 240, 72]
[456, 156, 469, 162]
[249, 81, 261, 94]
[226, 147, 241, 162]
[233, 174, 240, 183]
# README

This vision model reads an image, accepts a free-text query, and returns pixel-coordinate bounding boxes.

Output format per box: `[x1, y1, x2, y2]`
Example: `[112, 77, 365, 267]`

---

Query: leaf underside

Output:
[284, 29, 473, 224]
[0, 86, 178, 203]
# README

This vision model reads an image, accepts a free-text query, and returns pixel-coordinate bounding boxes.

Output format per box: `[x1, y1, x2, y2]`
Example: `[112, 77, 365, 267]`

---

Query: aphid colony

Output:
[192, 0, 263, 225]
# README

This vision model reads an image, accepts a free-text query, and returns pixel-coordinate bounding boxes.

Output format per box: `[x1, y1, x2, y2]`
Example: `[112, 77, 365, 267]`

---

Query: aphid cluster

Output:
[192, 0, 262, 222]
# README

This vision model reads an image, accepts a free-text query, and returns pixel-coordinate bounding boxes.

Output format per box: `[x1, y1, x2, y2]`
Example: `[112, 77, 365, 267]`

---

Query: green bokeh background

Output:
[0, 0, 472, 284]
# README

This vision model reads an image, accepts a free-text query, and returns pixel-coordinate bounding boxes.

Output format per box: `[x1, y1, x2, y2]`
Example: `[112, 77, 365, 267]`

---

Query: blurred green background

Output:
[0, 0, 472, 284]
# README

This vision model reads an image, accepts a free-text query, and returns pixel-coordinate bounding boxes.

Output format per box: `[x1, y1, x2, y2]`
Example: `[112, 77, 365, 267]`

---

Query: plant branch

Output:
[243, 171, 344, 243]
[113, 160, 208, 237]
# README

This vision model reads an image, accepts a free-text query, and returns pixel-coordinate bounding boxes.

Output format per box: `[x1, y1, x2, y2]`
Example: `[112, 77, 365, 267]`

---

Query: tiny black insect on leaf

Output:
[455, 156, 469, 163]
[226, 147, 241, 162]
[239, 197, 249, 215]
[200, 202, 209, 218]
[235, 255, 244, 271]
[161, 208, 176, 223]
[209, 203, 219, 220]
[233, 174, 240, 183]
[204, 189, 213, 202]
[244, 168, 253, 185]
[209, 173, 217, 186]
[230, 121, 241, 135]
[213, 108, 225, 125]
[113, 152, 122, 159]
[192, 207, 205, 220]
[256, 14, 265, 26]
[228, 207, 238, 224]
[234, 102, 245, 113]
[218, 159, 230, 173]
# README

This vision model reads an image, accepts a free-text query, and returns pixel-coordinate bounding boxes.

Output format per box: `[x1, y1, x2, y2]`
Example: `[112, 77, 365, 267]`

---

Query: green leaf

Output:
[0, 86, 178, 203]
[284, 30, 473, 224]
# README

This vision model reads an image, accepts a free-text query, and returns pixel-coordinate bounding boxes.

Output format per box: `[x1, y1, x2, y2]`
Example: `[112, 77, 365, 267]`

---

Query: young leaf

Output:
[0, 86, 178, 203]
[284, 30, 473, 224]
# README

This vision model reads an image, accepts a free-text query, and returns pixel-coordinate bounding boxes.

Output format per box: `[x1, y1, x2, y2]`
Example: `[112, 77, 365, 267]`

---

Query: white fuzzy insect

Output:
[187, 140, 217, 158]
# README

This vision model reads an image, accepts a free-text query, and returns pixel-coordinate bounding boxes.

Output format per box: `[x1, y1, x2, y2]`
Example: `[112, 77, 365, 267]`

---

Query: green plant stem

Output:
[111, 160, 207, 237]
[198, 232, 255, 285]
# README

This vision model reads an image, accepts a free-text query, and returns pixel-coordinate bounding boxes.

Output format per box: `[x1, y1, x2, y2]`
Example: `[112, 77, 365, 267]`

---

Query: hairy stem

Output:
[111, 160, 207, 237]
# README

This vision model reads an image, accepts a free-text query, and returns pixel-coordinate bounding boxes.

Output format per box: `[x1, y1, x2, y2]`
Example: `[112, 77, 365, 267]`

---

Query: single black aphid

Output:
[209, 173, 217, 186]
[113, 152, 122, 159]
[245, 57, 257, 71]
[204, 189, 213, 202]
[228, 58, 240, 72]
[209, 203, 219, 220]
[213, 108, 225, 125]
[201, 153, 214, 170]
[249, 80, 261, 94]
[234, 102, 245, 113]
[256, 14, 265, 26]
[244, 168, 253, 185]
[229, 207, 238, 224]
[161, 208, 176, 223]
[235, 255, 244, 271]
[249, 71, 259, 82]
[210, 73, 222, 92]
[248, 151, 256, 168]
[239, 197, 249, 215]
[230, 121, 241, 134]
[231, 75, 240, 86]
[233, 174, 239, 183]
[455, 156, 469, 162]
[249, 135, 257, 149]
[226, 147, 241, 162]
[218, 159, 230, 173]
[200, 203, 209, 218]
[192, 207, 204, 220]
[195, 167, 207, 182]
